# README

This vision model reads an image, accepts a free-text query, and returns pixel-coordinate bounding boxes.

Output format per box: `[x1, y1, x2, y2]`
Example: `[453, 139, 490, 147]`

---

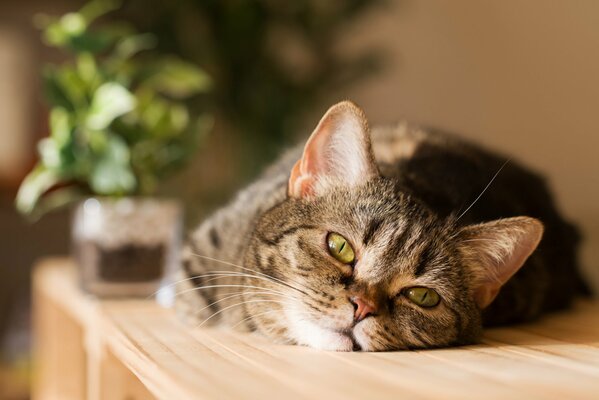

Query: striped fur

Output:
[176, 102, 584, 351]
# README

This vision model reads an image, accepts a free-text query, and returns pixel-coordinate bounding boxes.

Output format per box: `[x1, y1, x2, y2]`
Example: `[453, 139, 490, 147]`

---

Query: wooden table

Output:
[33, 258, 599, 400]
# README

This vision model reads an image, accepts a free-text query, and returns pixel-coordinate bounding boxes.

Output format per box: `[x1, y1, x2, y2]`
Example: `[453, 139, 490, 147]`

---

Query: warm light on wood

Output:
[33, 258, 599, 399]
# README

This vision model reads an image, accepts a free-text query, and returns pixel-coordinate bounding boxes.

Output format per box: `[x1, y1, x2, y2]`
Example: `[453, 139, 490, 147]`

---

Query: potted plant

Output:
[16, 0, 212, 297]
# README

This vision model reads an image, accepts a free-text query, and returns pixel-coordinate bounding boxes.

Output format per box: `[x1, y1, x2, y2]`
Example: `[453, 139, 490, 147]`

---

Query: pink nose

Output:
[350, 296, 377, 322]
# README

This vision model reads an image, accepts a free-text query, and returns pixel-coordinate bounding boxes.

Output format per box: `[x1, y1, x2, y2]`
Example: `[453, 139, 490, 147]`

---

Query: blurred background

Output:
[1, 1, 598, 397]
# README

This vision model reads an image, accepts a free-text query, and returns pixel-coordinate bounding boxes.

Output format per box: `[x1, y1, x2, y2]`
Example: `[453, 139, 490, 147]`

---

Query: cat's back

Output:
[372, 123, 584, 322]
[373, 122, 556, 222]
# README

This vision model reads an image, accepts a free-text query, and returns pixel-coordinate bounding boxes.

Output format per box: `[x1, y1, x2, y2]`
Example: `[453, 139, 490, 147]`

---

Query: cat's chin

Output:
[297, 326, 355, 352]
[308, 331, 355, 352]
[286, 315, 356, 351]
[284, 305, 358, 351]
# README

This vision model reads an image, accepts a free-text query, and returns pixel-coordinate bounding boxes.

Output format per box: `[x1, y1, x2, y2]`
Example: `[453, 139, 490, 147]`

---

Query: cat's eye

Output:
[405, 287, 440, 308]
[326, 233, 355, 264]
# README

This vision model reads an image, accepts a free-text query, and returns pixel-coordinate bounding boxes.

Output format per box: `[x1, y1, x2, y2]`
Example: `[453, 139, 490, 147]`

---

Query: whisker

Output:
[194, 290, 295, 317]
[187, 271, 301, 292]
[232, 309, 279, 329]
[216, 289, 299, 300]
[174, 284, 287, 299]
[456, 159, 510, 221]
[232, 308, 319, 329]
[190, 253, 311, 296]
[147, 272, 243, 300]
[209, 290, 301, 308]
[150, 269, 292, 300]
[196, 299, 289, 328]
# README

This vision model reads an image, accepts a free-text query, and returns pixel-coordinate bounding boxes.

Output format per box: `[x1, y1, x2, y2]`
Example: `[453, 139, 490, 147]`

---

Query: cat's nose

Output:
[350, 296, 377, 322]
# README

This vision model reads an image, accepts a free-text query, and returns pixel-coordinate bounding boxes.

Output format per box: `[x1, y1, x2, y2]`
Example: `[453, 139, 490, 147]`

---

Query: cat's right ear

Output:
[458, 216, 544, 309]
[288, 101, 379, 198]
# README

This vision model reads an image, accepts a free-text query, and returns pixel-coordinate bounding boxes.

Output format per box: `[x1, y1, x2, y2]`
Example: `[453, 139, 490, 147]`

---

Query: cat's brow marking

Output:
[363, 218, 383, 245]
[257, 224, 317, 246]
[209, 227, 221, 249]
[413, 241, 435, 277]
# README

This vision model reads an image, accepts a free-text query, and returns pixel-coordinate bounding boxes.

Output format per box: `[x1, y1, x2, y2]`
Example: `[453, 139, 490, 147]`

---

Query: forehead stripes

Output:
[358, 213, 446, 283]
[363, 218, 383, 245]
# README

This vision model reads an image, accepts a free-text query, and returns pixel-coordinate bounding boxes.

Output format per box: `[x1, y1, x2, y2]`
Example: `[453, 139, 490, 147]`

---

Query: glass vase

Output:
[72, 197, 182, 298]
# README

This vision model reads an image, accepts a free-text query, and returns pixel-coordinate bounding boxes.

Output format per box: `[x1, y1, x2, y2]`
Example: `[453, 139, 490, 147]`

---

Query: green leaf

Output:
[90, 161, 136, 195]
[44, 66, 91, 111]
[15, 165, 62, 215]
[43, 22, 70, 47]
[69, 30, 116, 53]
[44, 113, 79, 174]
[74, 23, 137, 55]
[114, 33, 157, 60]
[49, 107, 71, 145]
[38, 138, 62, 168]
[76, 53, 98, 85]
[60, 13, 87, 36]
[78, 0, 122, 25]
[42, 68, 74, 111]
[40, 0, 124, 51]
[104, 133, 130, 164]
[168, 104, 189, 133]
[143, 57, 211, 98]
[89, 134, 136, 195]
[30, 187, 86, 222]
[42, 12, 87, 49]
[86, 83, 136, 130]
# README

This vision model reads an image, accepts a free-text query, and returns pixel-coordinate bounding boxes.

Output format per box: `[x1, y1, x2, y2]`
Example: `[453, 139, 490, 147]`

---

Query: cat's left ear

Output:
[288, 101, 379, 198]
[458, 216, 544, 309]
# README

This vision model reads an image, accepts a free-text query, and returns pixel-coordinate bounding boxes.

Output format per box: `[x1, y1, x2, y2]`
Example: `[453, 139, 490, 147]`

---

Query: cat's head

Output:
[245, 101, 543, 351]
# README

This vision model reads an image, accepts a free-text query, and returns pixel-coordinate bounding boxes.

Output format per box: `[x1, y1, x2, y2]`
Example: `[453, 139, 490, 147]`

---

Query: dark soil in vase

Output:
[73, 198, 182, 297]
[95, 242, 165, 282]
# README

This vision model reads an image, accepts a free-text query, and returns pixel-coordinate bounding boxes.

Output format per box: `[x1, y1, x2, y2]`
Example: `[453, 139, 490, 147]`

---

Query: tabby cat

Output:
[176, 101, 585, 351]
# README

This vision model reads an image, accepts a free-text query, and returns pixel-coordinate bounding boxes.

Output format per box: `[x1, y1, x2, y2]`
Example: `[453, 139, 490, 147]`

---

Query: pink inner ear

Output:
[288, 158, 314, 198]
[287, 101, 377, 199]
[288, 125, 330, 198]
[465, 217, 544, 309]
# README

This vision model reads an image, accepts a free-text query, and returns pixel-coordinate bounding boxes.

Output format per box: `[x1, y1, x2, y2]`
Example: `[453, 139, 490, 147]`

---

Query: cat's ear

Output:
[458, 216, 544, 309]
[288, 101, 379, 198]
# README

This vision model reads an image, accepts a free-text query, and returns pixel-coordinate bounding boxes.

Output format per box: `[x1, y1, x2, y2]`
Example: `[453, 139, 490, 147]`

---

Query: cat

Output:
[175, 101, 586, 351]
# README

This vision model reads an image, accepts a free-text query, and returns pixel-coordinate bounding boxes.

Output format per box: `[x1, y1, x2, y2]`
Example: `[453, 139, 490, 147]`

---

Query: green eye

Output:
[405, 287, 440, 308]
[326, 233, 355, 264]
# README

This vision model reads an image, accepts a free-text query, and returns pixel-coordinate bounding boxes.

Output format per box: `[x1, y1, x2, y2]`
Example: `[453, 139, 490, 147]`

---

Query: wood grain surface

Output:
[33, 258, 599, 400]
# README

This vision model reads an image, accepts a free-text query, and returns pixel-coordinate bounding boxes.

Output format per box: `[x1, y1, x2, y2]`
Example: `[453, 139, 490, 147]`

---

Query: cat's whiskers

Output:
[188, 271, 301, 292]
[213, 289, 299, 301]
[190, 254, 331, 307]
[193, 290, 298, 317]
[149, 269, 297, 300]
[232, 309, 280, 329]
[196, 299, 292, 328]
[174, 284, 288, 299]
[232, 307, 320, 329]
[456, 159, 510, 221]
[190, 253, 311, 296]
[172, 269, 326, 315]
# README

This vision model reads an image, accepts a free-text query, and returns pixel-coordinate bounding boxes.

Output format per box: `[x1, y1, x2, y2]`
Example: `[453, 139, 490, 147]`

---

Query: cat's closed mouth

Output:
[335, 326, 361, 351]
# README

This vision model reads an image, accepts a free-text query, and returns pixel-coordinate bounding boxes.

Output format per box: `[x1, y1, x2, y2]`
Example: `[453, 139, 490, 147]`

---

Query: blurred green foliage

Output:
[120, 0, 385, 178]
[16, 0, 212, 218]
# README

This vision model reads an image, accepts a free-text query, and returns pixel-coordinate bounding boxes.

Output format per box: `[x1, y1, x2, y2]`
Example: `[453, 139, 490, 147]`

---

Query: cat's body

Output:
[177, 102, 584, 351]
